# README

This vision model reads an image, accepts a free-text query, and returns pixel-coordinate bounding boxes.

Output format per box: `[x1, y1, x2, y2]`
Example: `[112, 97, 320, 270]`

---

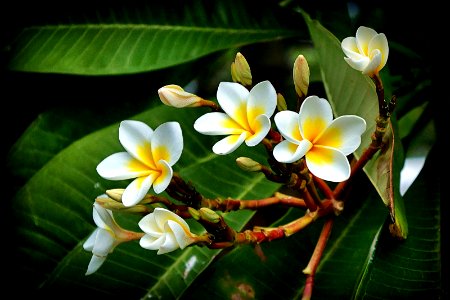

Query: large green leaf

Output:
[7, 0, 299, 75]
[11, 104, 281, 297]
[301, 11, 408, 238]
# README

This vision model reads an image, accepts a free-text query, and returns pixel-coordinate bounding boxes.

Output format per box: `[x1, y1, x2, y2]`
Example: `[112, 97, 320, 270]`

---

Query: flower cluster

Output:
[83, 25, 388, 288]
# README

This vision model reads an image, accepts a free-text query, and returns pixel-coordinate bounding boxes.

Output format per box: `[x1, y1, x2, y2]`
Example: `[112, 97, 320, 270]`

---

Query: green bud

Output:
[199, 207, 221, 223]
[231, 52, 252, 87]
[276, 93, 287, 111]
[188, 207, 200, 220]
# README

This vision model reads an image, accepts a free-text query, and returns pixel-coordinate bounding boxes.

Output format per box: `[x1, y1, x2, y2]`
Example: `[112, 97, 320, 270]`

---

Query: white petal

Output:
[138, 213, 163, 235]
[151, 122, 183, 166]
[92, 203, 113, 229]
[97, 152, 151, 180]
[212, 132, 247, 155]
[341, 37, 365, 60]
[83, 228, 100, 251]
[166, 220, 192, 249]
[368, 33, 388, 71]
[355, 26, 377, 56]
[194, 112, 244, 135]
[247, 80, 277, 121]
[119, 120, 155, 167]
[140, 234, 165, 250]
[362, 49, 382, 75]
[153, 160, 173, 194]
[85, 255, 107, 275]
[274, 111, 302, 143]
[344, 57, 369, 72]
[92, 228, 115, 256]
[216, 82, 249, 120]
[158, 228, 179, 254]
[154, 207, 190, 230]
[122, 174, 157, 207]
[299, 96, 333, 142]
[273, 139, 312, 163]
[305, 146, 350, 182]
[317, 115, 366, 155]
[245, 114, 271, 147]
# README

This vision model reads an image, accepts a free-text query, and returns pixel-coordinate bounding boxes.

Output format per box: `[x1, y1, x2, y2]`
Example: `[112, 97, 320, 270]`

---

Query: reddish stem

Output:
[302, 218, 334, 300]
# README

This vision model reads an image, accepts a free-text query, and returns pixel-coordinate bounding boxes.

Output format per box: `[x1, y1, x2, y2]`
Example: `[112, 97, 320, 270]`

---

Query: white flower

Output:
[341, 26, 389, 75]
[273, 96, 366, 182]
[83, 201, 132, 275]
[194, 80, 277, 155]
[138, 207, 197, 254]
[97, 120, 183, 207]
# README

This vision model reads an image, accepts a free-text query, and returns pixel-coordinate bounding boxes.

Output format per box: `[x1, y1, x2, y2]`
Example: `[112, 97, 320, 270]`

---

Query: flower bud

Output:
[231, 52, 252, 87]
[293, 54, 310, 98]
[199, 207, 221, 223]
[236, 157, 262, 172]
[96, 194, 149, 213]
[105, 189, 125, 201]
[276, 93, 287, 111]
[188, 207, 200, 220]
[158, 85, 203, 108]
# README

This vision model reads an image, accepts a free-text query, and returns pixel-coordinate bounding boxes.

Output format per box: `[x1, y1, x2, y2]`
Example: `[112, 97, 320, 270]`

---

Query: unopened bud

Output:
[188, 207, 200, 220]
[199, 207, 221, 223]
[158, 85, 203, 108]
[106, 189, 125, 202]
[231, 52, 252, 87]
[293, 55, 310, 98]
[95, 194, 149, 213]
[236, 157, 262, 172]
[276, 93, 287, 111]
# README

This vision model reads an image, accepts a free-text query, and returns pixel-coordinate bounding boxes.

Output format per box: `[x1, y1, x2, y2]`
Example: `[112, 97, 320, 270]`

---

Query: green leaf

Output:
[301, 11, 409, 238]
[7, 1, 299, 75]
[11, 104, 281, 297]
[353, 148, 441, 299]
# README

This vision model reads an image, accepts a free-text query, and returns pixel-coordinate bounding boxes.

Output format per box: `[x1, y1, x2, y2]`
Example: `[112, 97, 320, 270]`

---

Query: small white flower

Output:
[83, 201, 132, 275]
[273, 96, 366, 182]
[194, 80, 277, 155]
[341, 26, 389, 76]
[138, 207, 197, 255]
[97, 120, 183, 207]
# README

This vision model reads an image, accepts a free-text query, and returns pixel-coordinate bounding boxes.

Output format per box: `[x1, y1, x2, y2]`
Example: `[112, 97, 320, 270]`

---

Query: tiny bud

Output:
[293, 54, 310, 98]
[106, 189, 125, 202]
[188, 207, 200, 220]
[236, 157, 262, 172]
[158, 85, 203, 108]
[276, 93, 287, 111]
[96, 195, 149, 213]
[199, 207, 221, 223]
[231, 52, 252, 87]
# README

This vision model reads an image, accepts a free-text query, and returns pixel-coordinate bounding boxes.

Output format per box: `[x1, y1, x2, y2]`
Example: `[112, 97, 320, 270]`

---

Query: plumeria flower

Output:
[138, 207, 197, 254]
[97, 120, 183, 207]
[194, 80, 277, 155]
[273, 96, 366, 182]
[83, 200, 142, 275]
[341, 26, 389, 76]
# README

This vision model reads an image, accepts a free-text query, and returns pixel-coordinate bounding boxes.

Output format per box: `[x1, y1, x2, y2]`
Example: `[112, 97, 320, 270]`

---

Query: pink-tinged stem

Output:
[302, 218, 334, 300]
